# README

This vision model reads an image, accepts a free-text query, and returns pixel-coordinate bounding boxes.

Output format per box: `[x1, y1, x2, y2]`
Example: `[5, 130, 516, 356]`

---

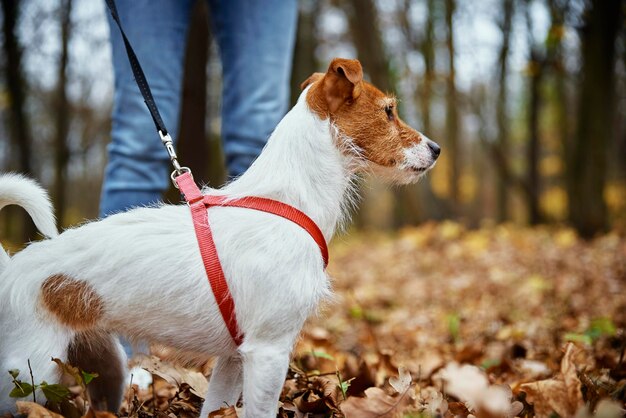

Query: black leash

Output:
[104, 0, 187, 179]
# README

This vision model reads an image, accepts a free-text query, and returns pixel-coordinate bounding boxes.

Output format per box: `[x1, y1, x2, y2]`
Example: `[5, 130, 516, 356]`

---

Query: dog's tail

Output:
[0, 173, 58, 271]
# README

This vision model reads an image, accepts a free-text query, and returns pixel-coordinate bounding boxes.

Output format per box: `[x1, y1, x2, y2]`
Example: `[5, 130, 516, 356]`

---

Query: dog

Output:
[0, 58, 440, 417]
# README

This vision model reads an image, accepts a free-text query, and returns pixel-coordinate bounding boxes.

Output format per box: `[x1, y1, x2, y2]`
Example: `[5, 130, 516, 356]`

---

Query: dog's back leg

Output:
[67, 332, 126, 413]
[0, 317, 72, 413]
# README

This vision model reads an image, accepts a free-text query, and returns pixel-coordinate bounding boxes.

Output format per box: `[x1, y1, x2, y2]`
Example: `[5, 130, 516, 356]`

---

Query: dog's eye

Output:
[385, 105, 394, 121]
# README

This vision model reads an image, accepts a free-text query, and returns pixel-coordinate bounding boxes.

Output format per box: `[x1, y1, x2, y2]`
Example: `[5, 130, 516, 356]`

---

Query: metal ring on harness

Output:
[171, 167, 191, 189]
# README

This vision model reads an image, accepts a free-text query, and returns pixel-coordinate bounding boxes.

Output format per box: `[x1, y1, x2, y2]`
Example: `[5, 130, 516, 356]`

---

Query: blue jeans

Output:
[101, 0, 297, 356]
[100, 0, 297, 217]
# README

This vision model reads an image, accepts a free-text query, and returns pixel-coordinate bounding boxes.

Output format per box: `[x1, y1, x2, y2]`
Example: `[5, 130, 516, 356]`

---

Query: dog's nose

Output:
[427, 140, 441, 159]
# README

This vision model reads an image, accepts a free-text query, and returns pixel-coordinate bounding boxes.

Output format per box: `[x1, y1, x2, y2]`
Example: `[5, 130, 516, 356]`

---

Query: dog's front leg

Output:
[240, 343, 290, 418]
[200, 354, 243, 416]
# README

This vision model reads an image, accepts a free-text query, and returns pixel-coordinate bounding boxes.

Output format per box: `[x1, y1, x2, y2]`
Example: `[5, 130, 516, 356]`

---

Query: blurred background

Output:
[0, 0, 624, 244]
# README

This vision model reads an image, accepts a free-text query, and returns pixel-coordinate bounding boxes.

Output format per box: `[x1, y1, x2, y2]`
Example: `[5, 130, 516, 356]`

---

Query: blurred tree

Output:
[1, 0, 36, 242]
[419, 0, 435, 138]
[206, 39, 226, 187]
[53, 0, 73, 226]
[495, 0, 515, 222]
[1, 0, 31, 176]
[341, 0, 391, 92]
[177, 0, 210, 183]
[445, 0, 460, 208]
[167, 0, 226, 204]
[290, 0, 319, 106]
[524, 0, 545, 225]
[396, 0, 447, 224]
[568, 0, 622, 237]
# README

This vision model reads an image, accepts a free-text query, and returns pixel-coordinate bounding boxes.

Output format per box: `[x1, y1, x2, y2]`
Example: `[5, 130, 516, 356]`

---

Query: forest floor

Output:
[7, 223, 626, 418]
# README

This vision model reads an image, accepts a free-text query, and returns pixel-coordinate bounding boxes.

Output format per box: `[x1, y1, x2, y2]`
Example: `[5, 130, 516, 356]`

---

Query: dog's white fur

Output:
[0, 82, 437, 416]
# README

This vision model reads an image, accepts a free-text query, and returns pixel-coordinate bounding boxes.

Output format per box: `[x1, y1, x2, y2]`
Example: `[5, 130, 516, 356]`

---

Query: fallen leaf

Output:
[133, 354, 208, 397]
[418, 387, 449, 416]
[437, 362, 522, 417]
[208, 405, 238, 417]
[16, 401, 64, 418]
[388, 366, 411, 394]
[294, 376, 342, 413]
[436, 362, 489, 410]
[340, 387, 411, 418]
[520, 343, 584, 418]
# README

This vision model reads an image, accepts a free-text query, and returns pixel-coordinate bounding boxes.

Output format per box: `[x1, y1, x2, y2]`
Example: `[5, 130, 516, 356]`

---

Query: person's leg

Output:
[102, 0, 193, 361]
[101, 0, 194, 217]
[208, 0, 298, 178]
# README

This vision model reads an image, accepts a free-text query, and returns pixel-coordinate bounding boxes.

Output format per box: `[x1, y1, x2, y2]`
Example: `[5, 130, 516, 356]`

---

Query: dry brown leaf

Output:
[388, 366, 411, 394]
[165, 383, 204, 417]
[373, 350, 400, 387]
[340, 387, 412, 418]
[418, 387, 449, 416]
[561, 343, 584, 408]
[280, 401, 305, 418]
[133, 354, 208, 397]
[16, 401, 64, 418]
[436, 362, 522, 417]
[294, 376, 342, 413]
[208, 405, 238, 417]
[343, 357, 376, 397]
[520, 343, 584, 417]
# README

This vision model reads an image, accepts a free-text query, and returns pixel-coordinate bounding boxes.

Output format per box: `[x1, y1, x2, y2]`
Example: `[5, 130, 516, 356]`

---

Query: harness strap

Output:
[203, 195, 329, 267]
[175, 172, 329, 346]
[176, 172, 242, 345]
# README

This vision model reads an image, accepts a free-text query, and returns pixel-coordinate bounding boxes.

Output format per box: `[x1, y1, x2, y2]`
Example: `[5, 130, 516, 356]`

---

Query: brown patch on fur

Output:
[305, 58, 423, 167]
[41, 274, 104, 329]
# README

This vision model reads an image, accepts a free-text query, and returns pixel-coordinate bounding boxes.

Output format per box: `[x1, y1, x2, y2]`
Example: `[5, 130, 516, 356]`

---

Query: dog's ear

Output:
[301, 72, 324, 90]
[323, 58, 363, 113]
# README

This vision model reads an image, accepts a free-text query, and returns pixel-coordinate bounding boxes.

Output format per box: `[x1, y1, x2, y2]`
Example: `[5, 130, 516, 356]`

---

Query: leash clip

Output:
[159, 130, 183, 173]
[160, 130, 192, 187]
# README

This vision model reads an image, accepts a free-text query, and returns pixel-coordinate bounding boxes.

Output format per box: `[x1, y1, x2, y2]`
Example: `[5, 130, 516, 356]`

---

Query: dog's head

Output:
[302, 58, 440, 184]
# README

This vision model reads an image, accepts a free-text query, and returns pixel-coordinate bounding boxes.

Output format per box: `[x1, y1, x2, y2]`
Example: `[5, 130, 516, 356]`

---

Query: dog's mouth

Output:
[405, 161, 436, 174]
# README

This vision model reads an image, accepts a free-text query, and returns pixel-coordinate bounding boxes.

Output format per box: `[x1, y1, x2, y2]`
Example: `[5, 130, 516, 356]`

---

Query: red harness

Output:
[175, 172, 328, 346]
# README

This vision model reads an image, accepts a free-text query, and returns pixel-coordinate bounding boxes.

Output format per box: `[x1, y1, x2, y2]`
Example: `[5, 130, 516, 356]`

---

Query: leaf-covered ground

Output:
[8, 223, 626, 417]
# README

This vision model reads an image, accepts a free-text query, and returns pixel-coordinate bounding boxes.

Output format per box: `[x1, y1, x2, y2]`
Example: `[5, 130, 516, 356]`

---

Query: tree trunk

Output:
[568, 0, 621, 237]
[420, 0, 435, 136]
[495, 0, 514, 222]
[177, 0, 209, 181]
[444, 0, 460, 207]
[1, 0, 37, 242]
[53, 0, 72, 227]
[290, 0, 319, 106]
[526, 46, 543, 225]
[1, 0, 32, 176]
[412, 0, 445, 222]
[342, 0, 391, 91]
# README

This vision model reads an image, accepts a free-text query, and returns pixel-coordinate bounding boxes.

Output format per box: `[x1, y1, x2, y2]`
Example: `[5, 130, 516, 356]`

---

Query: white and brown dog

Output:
[0, 58, 439, 417]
